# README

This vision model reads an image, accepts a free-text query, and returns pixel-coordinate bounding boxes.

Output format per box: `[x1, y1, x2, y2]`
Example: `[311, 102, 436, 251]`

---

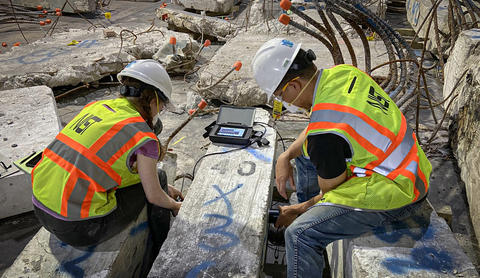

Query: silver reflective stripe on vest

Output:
[67, 177, 90, 219]
[310, 109, 392, 152]
[96, 122, 152, 162]
[373, 127, 414, 176]
[48, 140, 117, 190]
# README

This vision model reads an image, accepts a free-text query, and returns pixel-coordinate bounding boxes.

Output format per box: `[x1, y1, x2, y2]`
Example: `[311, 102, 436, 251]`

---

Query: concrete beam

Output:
[176, 0, 239, 14]
[0, 26, 190, 91]
[1, 207, 150, 278]
[156, 6, 235, 41]
[0, 86, 61, 219]
[148, 109, 276, 277]
[327, 201, 479, 277]
[17, 0, 97, 14]
[195, 32, 389, 106]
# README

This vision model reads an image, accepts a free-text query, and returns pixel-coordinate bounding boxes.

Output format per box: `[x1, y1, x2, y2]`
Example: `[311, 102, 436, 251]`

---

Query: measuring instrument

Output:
[208, 106, 256, 146]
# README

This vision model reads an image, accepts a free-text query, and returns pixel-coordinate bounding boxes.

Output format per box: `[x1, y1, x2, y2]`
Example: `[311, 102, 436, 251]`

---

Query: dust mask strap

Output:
[287, 70, 318, 107]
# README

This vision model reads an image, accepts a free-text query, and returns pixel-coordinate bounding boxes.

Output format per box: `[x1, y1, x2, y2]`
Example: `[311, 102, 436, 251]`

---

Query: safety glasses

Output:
[274, 76, 300, 101]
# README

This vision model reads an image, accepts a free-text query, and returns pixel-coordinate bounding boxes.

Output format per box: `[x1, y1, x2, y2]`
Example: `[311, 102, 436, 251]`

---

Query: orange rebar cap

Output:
[169, 37, 176, 45]
[42, 10, 48, 14]
[233, 61, 242, 71]
[203, 39, 211, 47]
[56, 11, 62, 16]
[188, 109, 196, 115]
[2, 42, 7, 47]
[280, 0, 292, 11]
[46, 19, 52, 24]
[36, 5, 43, 11]
[198, 99, 207, 109]
[55, 8, 61, 12]
[13, 42, 20, 47]
[279, 14, 291, 25]
[39, 21, 45, 26]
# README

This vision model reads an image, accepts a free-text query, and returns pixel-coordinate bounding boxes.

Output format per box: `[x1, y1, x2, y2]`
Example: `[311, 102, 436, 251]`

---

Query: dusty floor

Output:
[1, 1, 480, 277]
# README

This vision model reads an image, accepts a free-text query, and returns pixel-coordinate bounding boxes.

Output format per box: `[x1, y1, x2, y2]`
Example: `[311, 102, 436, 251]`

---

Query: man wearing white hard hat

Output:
[32, 60, 183, 272]
[252, 38, 431, 277]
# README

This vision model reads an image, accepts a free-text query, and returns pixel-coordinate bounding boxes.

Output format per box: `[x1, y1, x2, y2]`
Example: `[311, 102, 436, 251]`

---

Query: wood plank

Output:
[149, 108, 276, 277]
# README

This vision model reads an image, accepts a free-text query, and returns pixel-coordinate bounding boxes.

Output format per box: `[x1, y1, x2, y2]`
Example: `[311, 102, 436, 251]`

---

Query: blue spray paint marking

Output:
[382, 246, 454, 274]
[186, 261, 216, 278]
[58, 245, 96, 278]
[198, 214, 240, 251]
[129, 221, 149, 236]
[246, 148, 272, 163]
[189, 183, 243, 273]
[203, 184, 244, 216]
[0, 40, 100, 65]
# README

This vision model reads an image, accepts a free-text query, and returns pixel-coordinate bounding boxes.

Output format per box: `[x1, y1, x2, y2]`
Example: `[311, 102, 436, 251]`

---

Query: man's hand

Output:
[275, 205, 300, 228]
[168, 185, 184, 201]
[275, 153, 297, 200]
[171, 201, 182, 217]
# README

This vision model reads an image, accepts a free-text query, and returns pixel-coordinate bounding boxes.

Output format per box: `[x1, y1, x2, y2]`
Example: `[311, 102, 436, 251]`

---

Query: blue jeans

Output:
[284, 200, 426, 278]
[294, 155, 320, 203]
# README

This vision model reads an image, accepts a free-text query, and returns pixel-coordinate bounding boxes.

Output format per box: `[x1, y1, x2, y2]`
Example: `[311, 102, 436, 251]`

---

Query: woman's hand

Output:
[168, 185, 184, 201]
[275, 205, 300, 228]
[275, 153, 296, 200]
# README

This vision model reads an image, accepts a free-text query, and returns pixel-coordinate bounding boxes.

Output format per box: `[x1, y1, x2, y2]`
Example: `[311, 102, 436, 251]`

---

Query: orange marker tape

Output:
[198, 99, 207, 109]
[279, 14, 291, 25]
[280, 0, 292, 11]
[233, 61, 242, 71]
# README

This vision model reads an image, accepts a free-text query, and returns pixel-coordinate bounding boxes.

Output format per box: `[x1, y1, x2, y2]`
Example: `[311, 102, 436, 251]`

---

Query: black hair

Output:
[275, 48, 317, 92]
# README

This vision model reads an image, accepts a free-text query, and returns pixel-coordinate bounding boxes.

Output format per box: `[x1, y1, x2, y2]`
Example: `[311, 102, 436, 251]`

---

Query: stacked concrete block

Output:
[0, 26, 190, 91]
[177, 0, 239, 14]
[1, 208, 150, 278]
[327, 201, 478, 277]
[0, 86, 61, 219]
[17, 0, 97, 13]
[444, 29, 480, 244]
[406, 0, 450, 55]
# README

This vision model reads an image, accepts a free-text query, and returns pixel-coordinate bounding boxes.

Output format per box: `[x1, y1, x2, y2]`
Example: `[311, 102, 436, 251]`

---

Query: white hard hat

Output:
[251, 38, 301, 97]
[117, 59, 173, 101]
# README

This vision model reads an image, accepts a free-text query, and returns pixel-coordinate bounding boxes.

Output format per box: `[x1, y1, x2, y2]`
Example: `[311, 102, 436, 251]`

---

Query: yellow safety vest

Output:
[303, 64, 431, 210]
[32, 98, 158, 220]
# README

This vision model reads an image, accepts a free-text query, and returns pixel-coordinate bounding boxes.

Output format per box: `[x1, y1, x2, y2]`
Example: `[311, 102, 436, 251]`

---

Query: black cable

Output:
[254, 121, 286, 151]
[191, 123, 267, 180]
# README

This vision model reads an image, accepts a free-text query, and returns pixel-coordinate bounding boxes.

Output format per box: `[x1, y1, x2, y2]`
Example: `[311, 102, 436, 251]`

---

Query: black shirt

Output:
[306, 133, 352, 179]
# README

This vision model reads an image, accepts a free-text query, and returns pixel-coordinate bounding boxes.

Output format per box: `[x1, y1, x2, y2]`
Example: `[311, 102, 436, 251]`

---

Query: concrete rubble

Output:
[327, 201, 479, 277]
[0, 86, 61, 219]
[156, 6, 236, 41]
[0, 25, 191, 91]
[444, 29, 480, 244]
[175, 0, 240, 14]
[17, 0, 98, 14]
[153, 39, 201, 75]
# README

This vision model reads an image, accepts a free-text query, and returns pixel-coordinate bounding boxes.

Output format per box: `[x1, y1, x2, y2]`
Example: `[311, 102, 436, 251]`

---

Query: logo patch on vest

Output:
[367, 86, 389, 114]
[71, 113, 103, 135]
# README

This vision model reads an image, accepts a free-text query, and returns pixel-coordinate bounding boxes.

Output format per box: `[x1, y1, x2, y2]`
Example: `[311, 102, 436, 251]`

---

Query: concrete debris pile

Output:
[0, 25, 190, 90]
[153, 39, 201, 74]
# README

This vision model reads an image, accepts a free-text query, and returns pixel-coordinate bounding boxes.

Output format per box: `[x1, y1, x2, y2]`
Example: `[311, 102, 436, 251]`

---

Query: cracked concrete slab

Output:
[0, 25, 190, 91]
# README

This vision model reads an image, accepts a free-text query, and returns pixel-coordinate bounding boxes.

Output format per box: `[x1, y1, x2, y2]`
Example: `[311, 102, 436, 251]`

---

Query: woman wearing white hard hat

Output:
[32, 60, 182, 271]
